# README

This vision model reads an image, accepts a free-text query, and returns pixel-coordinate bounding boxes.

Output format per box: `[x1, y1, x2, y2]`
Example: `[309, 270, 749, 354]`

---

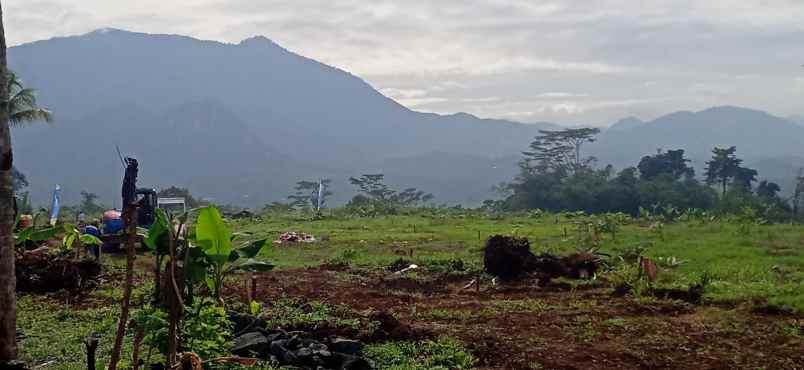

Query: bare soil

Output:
[239, 266, 804, 370]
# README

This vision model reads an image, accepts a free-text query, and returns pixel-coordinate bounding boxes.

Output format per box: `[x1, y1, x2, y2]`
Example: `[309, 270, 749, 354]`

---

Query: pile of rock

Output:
[230, 314, 371, 370]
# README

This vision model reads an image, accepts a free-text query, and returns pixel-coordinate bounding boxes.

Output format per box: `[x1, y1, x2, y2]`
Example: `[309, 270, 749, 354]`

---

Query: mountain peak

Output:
[608, 116, 644, 131]
[699, 105, 765, 115]
[450, 112, 477, 120]
[238, 35, 281, 48]
[85, 27, 128, 35]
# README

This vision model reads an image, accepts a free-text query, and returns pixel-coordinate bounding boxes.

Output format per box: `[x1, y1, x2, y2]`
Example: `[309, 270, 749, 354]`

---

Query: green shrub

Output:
[133, 298, 231, 360]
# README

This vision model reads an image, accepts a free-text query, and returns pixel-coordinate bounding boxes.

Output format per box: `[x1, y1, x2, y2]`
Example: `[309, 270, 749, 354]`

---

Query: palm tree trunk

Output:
[0, 3, 17, 362]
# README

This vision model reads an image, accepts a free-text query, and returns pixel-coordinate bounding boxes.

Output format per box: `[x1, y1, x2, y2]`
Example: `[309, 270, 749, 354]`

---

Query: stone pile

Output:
[229, 314, 371, 370]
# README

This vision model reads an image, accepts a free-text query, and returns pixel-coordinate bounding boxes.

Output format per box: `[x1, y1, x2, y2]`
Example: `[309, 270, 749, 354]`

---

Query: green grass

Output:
[16, 295, 133, 370]
[364, 337, 477, 370]
[14, 210, 804, 369]
[421, 299, 551, 322]
[258, 297, 378, 333]
[238, 211, 804, 312]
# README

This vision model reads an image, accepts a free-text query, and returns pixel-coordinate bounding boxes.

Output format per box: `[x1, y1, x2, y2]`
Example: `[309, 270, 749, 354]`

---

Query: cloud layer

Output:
[6, 0, 804, 124]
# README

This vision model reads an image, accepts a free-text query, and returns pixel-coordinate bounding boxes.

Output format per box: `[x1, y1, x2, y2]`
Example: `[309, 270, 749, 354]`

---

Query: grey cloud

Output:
[6, 0, 804, 125]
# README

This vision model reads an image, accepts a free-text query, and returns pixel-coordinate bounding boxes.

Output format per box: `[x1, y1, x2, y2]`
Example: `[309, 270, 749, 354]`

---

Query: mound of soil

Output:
[483, 235, 600, 283]
[15, 253, 101, 293]
[483, 235, 535, 280]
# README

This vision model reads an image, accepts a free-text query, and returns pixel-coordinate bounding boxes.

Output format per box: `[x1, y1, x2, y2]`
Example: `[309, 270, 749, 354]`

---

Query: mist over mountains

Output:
[9, 29, 804, 206]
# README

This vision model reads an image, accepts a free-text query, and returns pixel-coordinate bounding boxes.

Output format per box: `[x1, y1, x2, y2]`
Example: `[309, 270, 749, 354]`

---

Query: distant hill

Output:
[9, 28, 555, 205]
[747, 157, 804, 196]
[593, 106, 804, 168]
[11, 100, 324, 205]
[590, 107, 804, 193]
[607, 117, 644, 131]
[10, 29, 803, 206]
[788, 115, 804, 126]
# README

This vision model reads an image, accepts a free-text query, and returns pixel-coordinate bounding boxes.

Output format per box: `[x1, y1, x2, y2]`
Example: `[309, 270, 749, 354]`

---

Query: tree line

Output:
[493, 128, 796, 220]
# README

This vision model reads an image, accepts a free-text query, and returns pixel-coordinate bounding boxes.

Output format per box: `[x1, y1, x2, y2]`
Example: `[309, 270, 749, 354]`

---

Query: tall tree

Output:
[348, 174, 433, 208]
[80, 191, 104, 214]
[288, 179, 332, 209]
[521, 128, 600, 176]
[704, 146, 742, 197]
[390, 188, 434, 207]
[756, 180, 781, 201]
[157, 186, 202, 208]
[637, 149, 694, 180]
[792, 169, 804, 219]
[731, 166, 758, 193]
[349, 174, 394, 200]
[0, 2, 15, 362]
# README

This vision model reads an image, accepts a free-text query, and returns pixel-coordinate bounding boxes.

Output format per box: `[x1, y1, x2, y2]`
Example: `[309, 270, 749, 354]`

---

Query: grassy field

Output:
[239, 211, 804, 311]
[14, 210, 804, 369]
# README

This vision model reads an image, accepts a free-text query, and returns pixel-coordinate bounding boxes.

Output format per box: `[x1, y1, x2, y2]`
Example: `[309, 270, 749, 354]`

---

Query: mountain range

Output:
[9, 29, 804, 206]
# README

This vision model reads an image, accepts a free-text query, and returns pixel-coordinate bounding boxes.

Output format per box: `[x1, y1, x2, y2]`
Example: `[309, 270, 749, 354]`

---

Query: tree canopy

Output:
[288, 179, 332, 210]
[637, 149, 694, 180]
[348, 174, 433, 211]
[79, 191, 104, 214]
[157, 186, 203, 208]
[502, 138, 784, 218]
[704, 146, 753, 196]
[521, 128, 600, 176]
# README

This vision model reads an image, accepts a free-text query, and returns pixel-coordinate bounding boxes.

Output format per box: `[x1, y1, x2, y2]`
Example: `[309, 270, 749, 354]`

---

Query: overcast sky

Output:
[6, 0, 804, 125]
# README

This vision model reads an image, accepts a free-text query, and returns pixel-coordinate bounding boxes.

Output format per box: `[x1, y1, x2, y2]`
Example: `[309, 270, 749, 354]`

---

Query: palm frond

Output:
[9, 88, 38, 109]
[6, 71, 23, 93]
[4, 70, 54, 127]
[10, 108, 54, 127]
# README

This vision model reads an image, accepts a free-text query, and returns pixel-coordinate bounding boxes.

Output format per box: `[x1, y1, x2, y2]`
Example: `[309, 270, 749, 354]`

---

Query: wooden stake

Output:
[131, 325, 144, 370]
[166, 222, 183, 367]
[85, 336, 98, 370]
[107, 205, 137, 370]
[250, 274, 257, 302]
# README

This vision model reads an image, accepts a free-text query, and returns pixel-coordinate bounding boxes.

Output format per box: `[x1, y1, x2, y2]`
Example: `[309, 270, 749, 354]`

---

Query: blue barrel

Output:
[104, 218, 124, 234]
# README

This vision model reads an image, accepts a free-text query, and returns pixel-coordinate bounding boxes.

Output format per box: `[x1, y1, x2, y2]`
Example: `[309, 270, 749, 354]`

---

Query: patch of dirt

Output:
[15, 254, 101, 293]
[236, 266, 804, 370]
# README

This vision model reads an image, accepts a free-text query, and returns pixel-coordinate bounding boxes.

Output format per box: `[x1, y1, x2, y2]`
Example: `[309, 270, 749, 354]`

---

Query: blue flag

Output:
[317, 179, 325, 210]
[49, 184, 61, 225]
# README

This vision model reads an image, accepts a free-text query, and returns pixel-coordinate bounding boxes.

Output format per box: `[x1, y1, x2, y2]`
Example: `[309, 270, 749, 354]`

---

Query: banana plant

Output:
[192, 206, 273, 299]
[62, 223, 103, 259]
[14, 225, 59, 250]
[13, 208, 56, 250]
[142, 208, 172, 302]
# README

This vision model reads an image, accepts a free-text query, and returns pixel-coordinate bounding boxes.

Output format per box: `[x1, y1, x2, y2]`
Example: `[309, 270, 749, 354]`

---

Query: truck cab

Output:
[135, 188, 157, 227]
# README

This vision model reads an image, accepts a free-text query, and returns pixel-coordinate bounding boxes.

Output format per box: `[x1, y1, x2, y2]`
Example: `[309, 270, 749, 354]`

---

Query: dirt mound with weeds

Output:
[15, 254, 101, 293]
